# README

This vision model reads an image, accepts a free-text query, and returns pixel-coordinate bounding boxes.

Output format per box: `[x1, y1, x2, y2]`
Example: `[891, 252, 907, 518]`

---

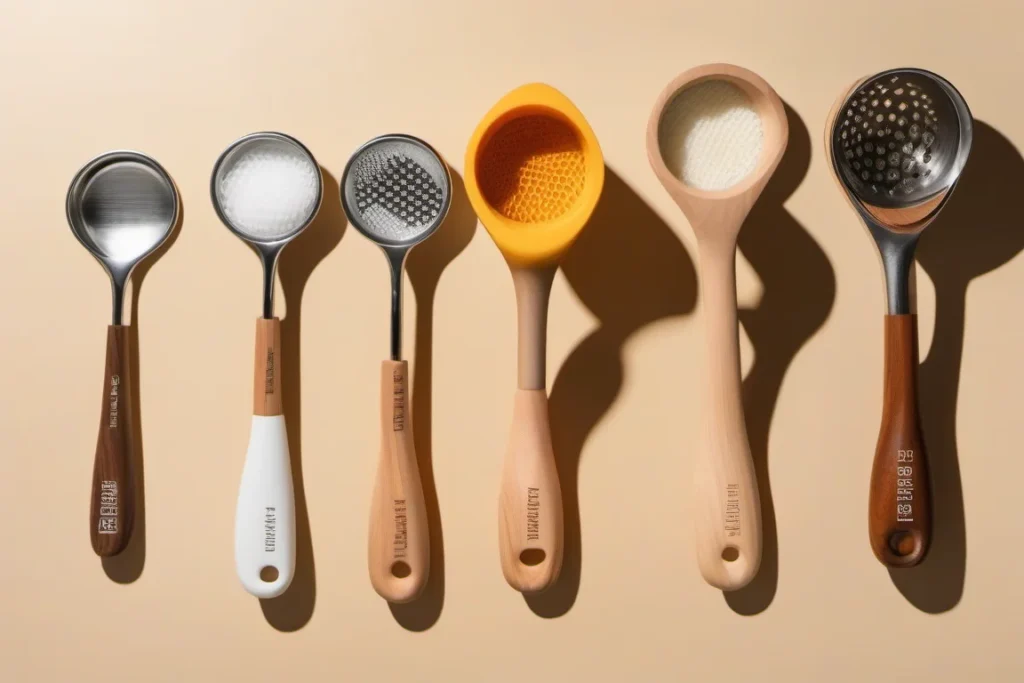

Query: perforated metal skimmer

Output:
[832, 69, 971, 208]
[341, 134, 452, 359]
[829, 68, 972, 314]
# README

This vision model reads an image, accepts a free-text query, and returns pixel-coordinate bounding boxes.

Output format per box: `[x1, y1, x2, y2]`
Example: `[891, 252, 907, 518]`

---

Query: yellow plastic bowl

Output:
[465, 83, 604, 268]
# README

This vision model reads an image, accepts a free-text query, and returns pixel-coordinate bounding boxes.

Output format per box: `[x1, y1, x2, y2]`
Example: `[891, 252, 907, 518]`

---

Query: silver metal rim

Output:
[209, 131, 324, 247]
[339, 133, 453, 248]
[66, 149, 180, 266]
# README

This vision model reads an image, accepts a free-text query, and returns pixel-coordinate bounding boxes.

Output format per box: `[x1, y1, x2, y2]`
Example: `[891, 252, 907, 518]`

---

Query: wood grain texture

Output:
[869, 315, 931, 567]
[253, 318, 282, 417]
[368, 360, 430, 603]
[499, 389, 563, 593]
[647, 63, 786, 590]
[90, 325, 134, 557]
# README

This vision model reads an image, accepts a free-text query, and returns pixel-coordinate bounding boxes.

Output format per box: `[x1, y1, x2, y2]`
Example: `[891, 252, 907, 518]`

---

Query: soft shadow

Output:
[524, 167, 699, 618]
[725, 104, 836, 614]
[259, 169, 346, 630]
[389, 171, 477, 630]
[102, 199, 185, 582]
[889, 121, 1024, 611]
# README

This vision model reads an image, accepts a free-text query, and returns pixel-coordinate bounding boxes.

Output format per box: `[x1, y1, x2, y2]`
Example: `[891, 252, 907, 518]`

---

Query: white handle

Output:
[235, 414, 295, 598]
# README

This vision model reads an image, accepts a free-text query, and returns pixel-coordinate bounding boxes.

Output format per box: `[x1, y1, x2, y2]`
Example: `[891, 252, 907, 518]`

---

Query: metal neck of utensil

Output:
[259, 247, 282, 320]
[108, 263, 133, 326]
[864, 218, 920, 315]
[385, 247, 408, 361]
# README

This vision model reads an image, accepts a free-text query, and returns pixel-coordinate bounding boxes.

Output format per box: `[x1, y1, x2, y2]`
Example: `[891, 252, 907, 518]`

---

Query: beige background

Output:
[2, 0, 1022, 681]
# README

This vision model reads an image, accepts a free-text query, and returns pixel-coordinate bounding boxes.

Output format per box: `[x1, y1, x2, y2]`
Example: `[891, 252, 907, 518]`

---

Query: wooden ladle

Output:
[647, 64, 788, 590]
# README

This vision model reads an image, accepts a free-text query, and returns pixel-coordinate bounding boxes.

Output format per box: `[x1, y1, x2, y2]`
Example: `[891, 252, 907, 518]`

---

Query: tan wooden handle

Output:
[694, 250, 761, 590]
[90, 325, 135, 556]
[253, 318, 283, 417]
[498, 389, 563, 594]
[368, 360, 429, 602]
[869, 314, 931, 567]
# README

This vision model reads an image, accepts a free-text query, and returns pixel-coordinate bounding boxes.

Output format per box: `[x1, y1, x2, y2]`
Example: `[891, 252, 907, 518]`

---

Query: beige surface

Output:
[1, 1, 1022, 681]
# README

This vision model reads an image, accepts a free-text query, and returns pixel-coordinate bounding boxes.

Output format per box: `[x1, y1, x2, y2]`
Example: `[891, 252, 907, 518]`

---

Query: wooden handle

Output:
[368, 360, 429, 603]
[499, 389, 563, 593]
[253, 318, 282, 417]
[869, 315, 931, 567]
[693, 248, 761, 590]
[90, 325, 134, 557]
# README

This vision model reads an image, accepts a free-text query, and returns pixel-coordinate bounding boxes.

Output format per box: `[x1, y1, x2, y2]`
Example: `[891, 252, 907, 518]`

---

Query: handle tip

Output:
[239, 564, 293, 599]
[372, 562, 429, 604]
[872, 529, 928, 568]
[501, 548, 560, 594]
[699, 545, 760, 591]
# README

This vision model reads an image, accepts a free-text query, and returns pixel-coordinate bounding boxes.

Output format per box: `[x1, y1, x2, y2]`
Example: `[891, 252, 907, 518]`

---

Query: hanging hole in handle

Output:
[889, 531, 917, 557]
[721, 546, 740, 562]
[519, 549, 546, 566]
[259, 566, 279, 582]
[391, 561, 411, 578]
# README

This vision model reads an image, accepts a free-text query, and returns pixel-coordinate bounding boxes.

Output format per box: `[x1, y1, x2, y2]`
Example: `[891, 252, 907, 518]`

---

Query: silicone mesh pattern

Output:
[476, 115, 586, 223]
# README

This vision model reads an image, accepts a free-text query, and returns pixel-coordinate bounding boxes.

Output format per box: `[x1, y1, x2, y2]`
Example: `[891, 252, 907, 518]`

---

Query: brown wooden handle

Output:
[368, 361, 429, 602]
[253, 318, 283, 417]
[90, 325, 134, 556]
[869, 314, 931, 567]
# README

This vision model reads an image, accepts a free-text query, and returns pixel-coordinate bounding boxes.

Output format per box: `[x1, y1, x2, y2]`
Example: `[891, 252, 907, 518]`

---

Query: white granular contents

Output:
[216, 138, 319, 239]
[658, 80, 764, 191]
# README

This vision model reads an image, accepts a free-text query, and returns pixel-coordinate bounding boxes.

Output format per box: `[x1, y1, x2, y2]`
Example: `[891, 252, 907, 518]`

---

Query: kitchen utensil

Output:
[826, 68, 972, 567]
[67, 150, 178, 557]
[465, 83, 604, 593]
[647, 64, 788, 590]
[211, 132, 323, 597]
[340, 134, 452, 603]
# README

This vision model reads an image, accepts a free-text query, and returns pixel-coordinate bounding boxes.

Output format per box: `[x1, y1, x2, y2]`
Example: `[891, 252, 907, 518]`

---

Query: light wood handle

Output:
[90, 325, 134, 556]
[253, 318, 282, 417]
[368, 360, 429, 602]
[694, 248, 761, 590]
[869, 315, 931, 567]
[499, 389, 563, 593]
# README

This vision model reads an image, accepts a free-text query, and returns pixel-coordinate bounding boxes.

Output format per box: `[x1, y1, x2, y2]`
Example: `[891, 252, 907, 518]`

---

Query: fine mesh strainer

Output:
[210, 131, 323, 599]
[340, 133, 451, 604]
[826, 68, 972, 568]
[464, 83, 604, 594]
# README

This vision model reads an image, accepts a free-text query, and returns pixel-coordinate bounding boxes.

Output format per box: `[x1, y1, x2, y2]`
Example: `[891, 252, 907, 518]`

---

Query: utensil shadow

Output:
[259, 169, 346, 631]
[388, 170, 477, 631]
[524, 167, 698, 618]
[725, 103, 835, 614]
[888, 121, 1024, 612]
[102, 199, 185, 583]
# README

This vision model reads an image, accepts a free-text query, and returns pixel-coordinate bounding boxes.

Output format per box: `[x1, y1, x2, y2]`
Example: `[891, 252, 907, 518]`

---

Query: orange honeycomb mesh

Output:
[476, 115, 586, 223]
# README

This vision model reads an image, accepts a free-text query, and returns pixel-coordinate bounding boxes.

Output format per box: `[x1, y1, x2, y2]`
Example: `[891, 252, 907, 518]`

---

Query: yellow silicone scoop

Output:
[465, 83, 604, 593]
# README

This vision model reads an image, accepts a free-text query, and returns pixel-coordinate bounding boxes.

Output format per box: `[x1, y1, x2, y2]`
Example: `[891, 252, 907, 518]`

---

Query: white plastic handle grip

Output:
[235, 415, 295, 598]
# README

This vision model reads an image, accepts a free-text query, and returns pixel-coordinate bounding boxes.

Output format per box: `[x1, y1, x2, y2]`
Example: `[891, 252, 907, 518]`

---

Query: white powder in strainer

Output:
[658, 80, 764, 191]
[216, 138, 319, 239]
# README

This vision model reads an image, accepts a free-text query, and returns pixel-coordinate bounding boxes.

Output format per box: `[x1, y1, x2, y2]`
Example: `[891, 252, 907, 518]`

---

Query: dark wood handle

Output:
[90, 325, 134, 556]
[869, 314, 931, 567]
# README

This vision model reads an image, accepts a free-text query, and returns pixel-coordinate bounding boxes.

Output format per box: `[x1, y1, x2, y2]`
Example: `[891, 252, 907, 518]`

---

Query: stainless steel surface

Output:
[210, 132, 323, 319]
[830, 68, 973, 313]
[66, 151, 179, 325]
[341, 135, 452, 361]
